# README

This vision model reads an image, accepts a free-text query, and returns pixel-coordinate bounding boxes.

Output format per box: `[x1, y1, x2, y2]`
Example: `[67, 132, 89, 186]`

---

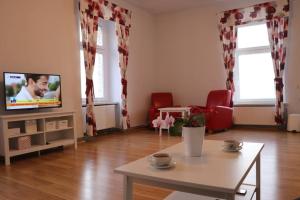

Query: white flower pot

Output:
[182, 126, 205, 157]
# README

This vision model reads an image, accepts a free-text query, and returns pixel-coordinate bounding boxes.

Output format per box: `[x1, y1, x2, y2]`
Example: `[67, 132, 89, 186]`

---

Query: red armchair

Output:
[149, 93, 179, 128]
[190, 90, 233, 132]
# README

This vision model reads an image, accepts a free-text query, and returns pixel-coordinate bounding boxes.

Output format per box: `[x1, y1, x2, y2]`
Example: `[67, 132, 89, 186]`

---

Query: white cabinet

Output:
[0, 111, 77, 165]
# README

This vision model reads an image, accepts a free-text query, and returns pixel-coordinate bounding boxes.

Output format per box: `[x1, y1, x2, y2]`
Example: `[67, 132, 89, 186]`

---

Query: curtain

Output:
[79, 0, 132, 131]
[218, 25, 237, 107]
[267, 17, 289, 124]
[116, 24, 130, 129]
[218, 0, 289, 124]
[79, 2, 99, 136]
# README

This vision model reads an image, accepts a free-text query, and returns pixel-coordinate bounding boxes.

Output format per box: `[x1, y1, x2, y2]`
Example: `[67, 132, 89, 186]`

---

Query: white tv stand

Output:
[0, 111, 77, 165]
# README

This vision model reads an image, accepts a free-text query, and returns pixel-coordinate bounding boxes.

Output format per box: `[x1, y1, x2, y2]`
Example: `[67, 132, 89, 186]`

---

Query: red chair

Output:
[190, 90, 233, 132]
[149, 93, 180, 128]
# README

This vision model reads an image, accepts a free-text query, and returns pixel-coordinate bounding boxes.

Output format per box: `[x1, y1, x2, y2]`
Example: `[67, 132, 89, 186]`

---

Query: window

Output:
[80, 20, 106, 101]
[234, 22, 275, 105]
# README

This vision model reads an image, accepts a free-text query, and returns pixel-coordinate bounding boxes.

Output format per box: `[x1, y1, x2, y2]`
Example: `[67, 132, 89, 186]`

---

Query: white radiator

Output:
[82, 104, 117, 132]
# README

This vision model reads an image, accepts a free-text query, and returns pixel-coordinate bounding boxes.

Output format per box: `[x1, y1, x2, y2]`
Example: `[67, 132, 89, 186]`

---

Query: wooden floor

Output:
[0, 127, 300, 200]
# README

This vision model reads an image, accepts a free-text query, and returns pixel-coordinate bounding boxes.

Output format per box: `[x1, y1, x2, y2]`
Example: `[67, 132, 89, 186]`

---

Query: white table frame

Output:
[116, 141, 263, 200]
[158, 107, 191, 136]
[122, 155, 260, 200]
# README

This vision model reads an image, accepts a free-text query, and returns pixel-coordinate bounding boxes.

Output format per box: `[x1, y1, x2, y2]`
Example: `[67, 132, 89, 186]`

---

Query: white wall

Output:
[0, 0, 156, 136]
[286, 0, 300, 114]
[154, 0, 300, 125]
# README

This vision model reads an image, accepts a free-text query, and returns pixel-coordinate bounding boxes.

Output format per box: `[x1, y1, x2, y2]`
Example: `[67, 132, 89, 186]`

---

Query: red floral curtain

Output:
[218, 0, 289, 124]
[219, 0, 289, 27]
[79, 0, 132, 132]
[267, 17, 289, 124]
[116, 24, 131, 129]
[218, 26, 237, 107]
[79, 2, 99, 136]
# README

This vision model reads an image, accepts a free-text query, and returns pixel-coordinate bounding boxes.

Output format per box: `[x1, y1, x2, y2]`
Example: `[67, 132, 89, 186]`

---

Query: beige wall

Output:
[0, 0, 156, 136]
[0, 0, 83, 131]
[154, 0, 300, 125]
[154, 7, 226, 107]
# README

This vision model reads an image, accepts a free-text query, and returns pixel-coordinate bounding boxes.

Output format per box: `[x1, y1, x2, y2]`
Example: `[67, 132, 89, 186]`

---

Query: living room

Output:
[0, 0, 299, 199]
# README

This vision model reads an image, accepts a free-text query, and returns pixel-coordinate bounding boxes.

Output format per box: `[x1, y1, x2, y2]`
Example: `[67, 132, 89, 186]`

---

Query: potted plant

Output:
[182, 113, 206, 157]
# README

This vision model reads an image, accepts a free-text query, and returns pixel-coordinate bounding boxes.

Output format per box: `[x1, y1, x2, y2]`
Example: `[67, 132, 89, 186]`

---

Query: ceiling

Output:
[124, 0, 270, 14]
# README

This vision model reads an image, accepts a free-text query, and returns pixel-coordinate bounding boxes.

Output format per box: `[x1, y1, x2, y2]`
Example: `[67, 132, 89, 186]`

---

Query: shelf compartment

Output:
[46, 139, 75, 148]
[45, 116, 74, 131]
[7, 119, 44, 137]
[45, 129, 74, 144]
[164, 184, 256, 200]
[9, 139, 75, 157]
[45, 127, 73, 133]
[9, 134, 45, 152]
[8, 131, 44, 139]
[9, 138, 75, 157]
[9, 145, 44, 157]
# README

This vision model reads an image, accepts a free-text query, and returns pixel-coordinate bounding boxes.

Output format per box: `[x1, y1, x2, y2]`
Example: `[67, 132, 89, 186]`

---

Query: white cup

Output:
[224, 140, 243, 149]
[148, 153, 171, 166]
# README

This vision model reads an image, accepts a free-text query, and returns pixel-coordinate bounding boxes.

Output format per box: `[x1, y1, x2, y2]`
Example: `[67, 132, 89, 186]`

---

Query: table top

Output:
[158, 107, 191, 112]
[114, 140, 264, 193]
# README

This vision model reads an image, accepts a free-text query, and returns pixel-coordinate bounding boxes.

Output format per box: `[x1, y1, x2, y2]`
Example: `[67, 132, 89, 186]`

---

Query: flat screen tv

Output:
[3, 72, 62, 110]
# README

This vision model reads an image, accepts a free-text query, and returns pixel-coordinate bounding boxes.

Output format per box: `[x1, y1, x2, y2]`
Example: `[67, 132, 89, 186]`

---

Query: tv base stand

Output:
[0, 111, 77, 165]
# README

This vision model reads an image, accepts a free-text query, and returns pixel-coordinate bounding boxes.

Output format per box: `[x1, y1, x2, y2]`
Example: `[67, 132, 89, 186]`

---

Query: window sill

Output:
[233, 104, 275, 107]
[82, 102, 118, 107]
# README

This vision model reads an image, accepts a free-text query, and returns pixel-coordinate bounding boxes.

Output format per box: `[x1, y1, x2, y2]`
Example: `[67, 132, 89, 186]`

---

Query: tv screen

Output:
[4, 72, 62, 110]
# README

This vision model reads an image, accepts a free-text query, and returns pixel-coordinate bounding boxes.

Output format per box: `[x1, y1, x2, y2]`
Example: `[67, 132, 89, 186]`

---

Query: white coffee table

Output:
[114, 140, 264, 200]
[158, 107, 191, 136]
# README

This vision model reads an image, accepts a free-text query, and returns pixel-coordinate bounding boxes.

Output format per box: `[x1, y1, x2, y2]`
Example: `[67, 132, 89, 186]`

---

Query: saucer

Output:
[223, 146, 242, 152]
[150, 161, 176, 169]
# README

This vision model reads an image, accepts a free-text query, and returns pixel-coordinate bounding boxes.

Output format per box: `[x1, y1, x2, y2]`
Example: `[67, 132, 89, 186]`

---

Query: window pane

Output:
[80, 50, 85, 99]
[238, 52, 275, 100]
[93, 53, 104, 98]
[238, 24, 270, 48]
[80, 50, 104, 99]
[97, 27, 103, 46]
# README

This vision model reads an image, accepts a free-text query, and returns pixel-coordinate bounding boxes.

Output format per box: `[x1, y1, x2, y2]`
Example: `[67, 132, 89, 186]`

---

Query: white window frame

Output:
[80, 19, 109, 105]
[234, 21, 276, 106]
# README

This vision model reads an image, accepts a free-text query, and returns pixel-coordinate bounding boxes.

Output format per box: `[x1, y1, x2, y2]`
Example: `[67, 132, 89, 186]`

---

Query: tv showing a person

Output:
[15, 74, 49, 101]
[4, 72, 62, 110]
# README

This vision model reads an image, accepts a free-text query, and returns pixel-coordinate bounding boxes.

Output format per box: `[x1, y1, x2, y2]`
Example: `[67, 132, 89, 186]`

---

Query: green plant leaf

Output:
[183, 113, 205, 127]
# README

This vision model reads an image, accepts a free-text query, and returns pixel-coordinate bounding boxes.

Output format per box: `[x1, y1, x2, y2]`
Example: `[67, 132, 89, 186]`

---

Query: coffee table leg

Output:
[167, 112, 170, 135]
[256, 154, 261, 200]
[226, 193, 235, 200]
[123, 176, 133, 200]
[159, 111, 163, 136]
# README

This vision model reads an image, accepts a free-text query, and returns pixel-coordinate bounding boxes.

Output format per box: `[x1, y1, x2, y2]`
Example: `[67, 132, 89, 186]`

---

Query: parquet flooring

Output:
[0, 127, 299, 200]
